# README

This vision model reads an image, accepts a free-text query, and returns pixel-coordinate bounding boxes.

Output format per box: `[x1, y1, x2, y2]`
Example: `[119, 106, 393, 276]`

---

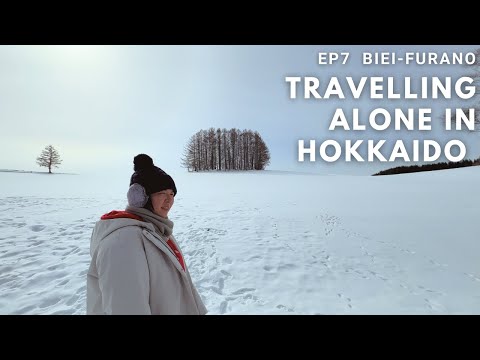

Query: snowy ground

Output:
[1, 167, 479, 314]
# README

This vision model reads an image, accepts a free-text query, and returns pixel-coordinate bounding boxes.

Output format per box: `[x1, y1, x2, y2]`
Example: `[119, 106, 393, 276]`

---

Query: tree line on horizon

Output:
[373, 157, 480, 176]
[181, 128, 271, 171]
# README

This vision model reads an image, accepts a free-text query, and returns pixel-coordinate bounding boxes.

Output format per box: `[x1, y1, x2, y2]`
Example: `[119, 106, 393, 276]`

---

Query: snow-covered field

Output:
[1, 167, 479, 314]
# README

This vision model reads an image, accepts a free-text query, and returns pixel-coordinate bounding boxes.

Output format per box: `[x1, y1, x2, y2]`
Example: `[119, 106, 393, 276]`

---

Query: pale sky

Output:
[1, 45, 479, 176]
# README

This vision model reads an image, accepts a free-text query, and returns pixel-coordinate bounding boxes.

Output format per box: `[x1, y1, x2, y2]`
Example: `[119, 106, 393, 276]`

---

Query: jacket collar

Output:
[141, 229, 188, 277]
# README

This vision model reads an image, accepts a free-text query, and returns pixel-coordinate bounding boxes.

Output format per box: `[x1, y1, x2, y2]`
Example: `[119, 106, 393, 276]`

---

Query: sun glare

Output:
[46, 45, 107, 67]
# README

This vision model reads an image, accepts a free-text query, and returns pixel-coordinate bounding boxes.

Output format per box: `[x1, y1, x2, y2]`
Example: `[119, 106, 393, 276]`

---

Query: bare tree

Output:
[222, 128, 229, 170]
[208, 128, 216, 170]
[181, 135, 197, 171]
[36, 145, 62, 174]
[257, 134, 271, 169]
[230, 128, 238, 170]
[217, 128, 222, 170]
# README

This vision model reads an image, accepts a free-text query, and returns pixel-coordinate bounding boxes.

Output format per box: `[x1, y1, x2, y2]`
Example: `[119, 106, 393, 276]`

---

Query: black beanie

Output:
[129, 154, 177, 196]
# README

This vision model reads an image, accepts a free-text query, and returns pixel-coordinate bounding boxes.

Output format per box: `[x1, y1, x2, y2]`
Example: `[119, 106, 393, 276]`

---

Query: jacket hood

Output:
[90, 210, 157, 257]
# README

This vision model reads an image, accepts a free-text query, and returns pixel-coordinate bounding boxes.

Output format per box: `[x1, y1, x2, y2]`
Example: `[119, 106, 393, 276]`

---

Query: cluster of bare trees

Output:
[181, 128, 270, 171]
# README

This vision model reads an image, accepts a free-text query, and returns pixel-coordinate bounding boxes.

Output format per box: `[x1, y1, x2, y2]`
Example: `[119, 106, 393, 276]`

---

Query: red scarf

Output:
[101, 210, 143, 221]
[167, 239, 185, 271]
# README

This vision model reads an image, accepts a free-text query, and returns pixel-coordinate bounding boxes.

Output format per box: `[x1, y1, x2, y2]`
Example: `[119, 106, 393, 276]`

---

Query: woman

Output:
[87, 154, 207, 315]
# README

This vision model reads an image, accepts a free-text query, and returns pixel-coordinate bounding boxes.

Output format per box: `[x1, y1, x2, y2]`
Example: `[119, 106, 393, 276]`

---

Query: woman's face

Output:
[150, 189, 175, 218]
